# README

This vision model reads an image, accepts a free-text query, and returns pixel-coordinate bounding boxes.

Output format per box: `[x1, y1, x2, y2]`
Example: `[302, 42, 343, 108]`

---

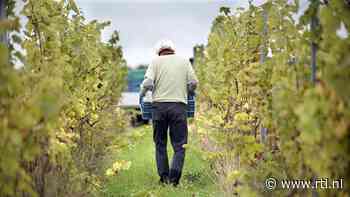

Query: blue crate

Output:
[139, 95, 196, 120]
[187, 95, 195, 117]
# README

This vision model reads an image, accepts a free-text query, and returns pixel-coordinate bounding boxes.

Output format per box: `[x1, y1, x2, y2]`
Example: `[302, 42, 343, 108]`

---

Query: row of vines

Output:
[1, 0, 128, 196]
[195, 0, 349, 196]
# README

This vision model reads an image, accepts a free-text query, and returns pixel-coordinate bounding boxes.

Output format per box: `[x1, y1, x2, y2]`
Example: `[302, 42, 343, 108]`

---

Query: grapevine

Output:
[195, 0, 349, 196]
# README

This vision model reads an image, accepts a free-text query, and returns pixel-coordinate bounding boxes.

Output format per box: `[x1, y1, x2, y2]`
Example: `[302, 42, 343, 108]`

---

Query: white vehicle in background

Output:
[118, 67, 149, 125]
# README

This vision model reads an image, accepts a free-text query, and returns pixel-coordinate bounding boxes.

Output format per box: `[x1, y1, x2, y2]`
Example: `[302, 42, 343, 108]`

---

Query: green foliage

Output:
[195, 0, 350, 196]
[0, 0, 127, 196]
[103, 126, 221, 197]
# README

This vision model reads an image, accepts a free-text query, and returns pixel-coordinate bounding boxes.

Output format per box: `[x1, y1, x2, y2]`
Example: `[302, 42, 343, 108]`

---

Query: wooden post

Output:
[310, 2, 319, 196]
[0, 0, 8, 44]
[260, 5, 268, 144]
[310, 15, 318, 84]
[259, 7, 268, 64]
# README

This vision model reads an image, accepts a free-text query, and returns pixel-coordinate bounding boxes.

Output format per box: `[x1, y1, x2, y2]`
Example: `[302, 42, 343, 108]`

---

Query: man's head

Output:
[155, 39, 175, 56]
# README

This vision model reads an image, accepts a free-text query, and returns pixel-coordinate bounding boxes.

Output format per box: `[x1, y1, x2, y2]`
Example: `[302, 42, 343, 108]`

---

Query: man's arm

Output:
[187, 62, 198, 94]
[140, 63, 155, 97]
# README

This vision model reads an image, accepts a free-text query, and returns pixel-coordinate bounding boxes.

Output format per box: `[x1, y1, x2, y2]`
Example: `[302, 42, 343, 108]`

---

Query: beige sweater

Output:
[140, 54, 198, 104]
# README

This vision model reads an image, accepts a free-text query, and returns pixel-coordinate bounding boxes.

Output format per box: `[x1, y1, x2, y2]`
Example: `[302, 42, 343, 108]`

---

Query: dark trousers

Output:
[152, 102, 188, 185]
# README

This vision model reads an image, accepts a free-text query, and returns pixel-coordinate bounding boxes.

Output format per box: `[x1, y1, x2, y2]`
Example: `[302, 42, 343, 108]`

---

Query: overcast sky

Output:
[14, 0, 326, 68]
[75, 0, 252, 67]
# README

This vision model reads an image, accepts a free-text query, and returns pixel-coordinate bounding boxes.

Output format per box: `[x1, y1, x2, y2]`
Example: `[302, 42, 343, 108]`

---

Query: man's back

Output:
[144, 54, 197, 104]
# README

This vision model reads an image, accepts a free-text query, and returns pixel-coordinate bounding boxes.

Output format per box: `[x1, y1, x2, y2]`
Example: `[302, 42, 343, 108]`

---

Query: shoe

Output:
[159, 175, 169, 185]
[169, 169, 181, 186]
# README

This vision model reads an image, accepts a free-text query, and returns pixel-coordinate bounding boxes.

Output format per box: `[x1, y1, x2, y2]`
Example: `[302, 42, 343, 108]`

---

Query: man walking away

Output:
[140, 39, 198, 186]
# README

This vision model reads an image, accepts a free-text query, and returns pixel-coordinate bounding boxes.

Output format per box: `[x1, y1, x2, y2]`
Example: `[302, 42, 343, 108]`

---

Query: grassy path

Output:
[103, 125, 221, 197]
